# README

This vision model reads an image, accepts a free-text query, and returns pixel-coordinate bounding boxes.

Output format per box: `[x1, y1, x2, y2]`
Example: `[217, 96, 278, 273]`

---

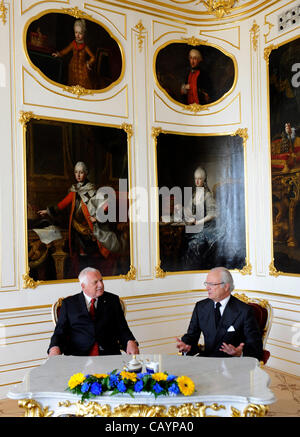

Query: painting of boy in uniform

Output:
[52, 19, 95, 89]
[26, 13, 123, 90]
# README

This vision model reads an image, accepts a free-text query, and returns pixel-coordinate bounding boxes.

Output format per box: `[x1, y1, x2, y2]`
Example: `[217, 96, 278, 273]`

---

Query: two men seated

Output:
[48, 266, 263, 362]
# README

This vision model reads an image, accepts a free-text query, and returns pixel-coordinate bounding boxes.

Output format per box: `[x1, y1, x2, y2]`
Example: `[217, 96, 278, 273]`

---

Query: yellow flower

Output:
[177, 376, 195, 396]
[120, 371, 137, 382]
[93, 373, 108, 379]
[68, 372, 86, 390]
[151, 372, 168, 382]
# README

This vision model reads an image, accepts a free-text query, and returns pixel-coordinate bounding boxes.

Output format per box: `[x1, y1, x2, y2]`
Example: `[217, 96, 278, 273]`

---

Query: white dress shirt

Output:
[215, 294, 231, 316]
[83, 292, 97, 312]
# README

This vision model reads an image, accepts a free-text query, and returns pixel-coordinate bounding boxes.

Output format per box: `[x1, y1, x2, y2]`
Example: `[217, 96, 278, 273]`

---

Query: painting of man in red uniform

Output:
[155, 42, 235, 107]
[26, 119, 130, 283]
[180, 49, 211, 105]
[37, 161, 123, 278]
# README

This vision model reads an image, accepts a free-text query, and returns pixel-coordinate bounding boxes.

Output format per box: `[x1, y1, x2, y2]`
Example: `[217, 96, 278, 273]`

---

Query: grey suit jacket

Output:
[181, 295, 263, 361]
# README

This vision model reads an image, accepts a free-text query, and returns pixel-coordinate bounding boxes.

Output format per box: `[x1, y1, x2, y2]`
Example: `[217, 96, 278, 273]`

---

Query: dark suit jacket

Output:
[181, 295, 263, 361]
[48, 291, 137, 356]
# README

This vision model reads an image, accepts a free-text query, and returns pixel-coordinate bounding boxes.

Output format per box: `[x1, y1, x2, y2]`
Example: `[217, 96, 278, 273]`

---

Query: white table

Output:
[7, 354, 275, 417]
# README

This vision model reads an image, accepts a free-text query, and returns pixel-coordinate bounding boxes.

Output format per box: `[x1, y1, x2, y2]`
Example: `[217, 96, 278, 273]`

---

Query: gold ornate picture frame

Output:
[153, 128, 249, 276]
[154, 38, 237, 112]
[22, 113, 135, 288]
[23, 9, 125, 96]
[267, 36, 300, 276]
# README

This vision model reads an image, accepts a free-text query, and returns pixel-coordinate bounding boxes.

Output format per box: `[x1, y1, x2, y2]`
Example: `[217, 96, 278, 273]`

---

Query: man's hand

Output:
[48, 346, 61, 356]
[126, 340, 139, 355]
[175, 337, 191, 354]
[219, 342, 244, 357]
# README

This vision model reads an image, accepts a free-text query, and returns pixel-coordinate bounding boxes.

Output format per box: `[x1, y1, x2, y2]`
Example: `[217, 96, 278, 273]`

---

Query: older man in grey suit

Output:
[176, 267, 263, 360]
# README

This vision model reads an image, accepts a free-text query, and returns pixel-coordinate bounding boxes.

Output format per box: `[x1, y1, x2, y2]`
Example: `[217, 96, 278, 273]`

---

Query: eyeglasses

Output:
[204, 282, 225, 288]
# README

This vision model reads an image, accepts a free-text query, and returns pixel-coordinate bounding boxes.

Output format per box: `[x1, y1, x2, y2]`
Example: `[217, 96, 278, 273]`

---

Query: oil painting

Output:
[26, 118, 131, 283]
[156, 132, 246, 273]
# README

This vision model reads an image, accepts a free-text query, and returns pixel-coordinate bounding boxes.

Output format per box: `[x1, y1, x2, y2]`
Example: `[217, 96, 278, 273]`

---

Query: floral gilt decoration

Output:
[0, 0, 7, 25]
[198, 0, 237, 18]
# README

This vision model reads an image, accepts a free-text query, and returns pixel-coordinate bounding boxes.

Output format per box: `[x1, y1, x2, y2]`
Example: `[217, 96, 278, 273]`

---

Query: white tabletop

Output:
[8, 354, 275, 407]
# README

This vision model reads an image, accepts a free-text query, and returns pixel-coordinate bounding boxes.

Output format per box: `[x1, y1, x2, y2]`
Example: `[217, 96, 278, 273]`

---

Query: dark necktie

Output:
[215, 302, 221, 328]
[89, 298, 99, 356]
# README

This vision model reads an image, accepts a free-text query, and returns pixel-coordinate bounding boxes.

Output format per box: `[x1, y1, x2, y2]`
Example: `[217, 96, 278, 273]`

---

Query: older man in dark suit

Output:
[176, 267, 263, 360]
[48, 267, 139, 356]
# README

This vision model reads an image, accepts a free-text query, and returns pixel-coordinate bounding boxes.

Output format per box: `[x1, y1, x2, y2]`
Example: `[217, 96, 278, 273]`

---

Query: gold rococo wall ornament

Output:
[198, 0, 238, 19]
[0, 0, 7, 25]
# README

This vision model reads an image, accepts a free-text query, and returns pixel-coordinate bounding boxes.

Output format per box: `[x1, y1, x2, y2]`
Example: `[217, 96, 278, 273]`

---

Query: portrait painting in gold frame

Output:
[155, 131, 247, 274]
[25, 118, 132, 284]
[269, 37, 300, 275]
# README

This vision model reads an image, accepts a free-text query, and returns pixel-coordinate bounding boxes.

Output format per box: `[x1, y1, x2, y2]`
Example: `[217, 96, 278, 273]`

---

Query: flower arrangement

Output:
[67, 370, 195, 402]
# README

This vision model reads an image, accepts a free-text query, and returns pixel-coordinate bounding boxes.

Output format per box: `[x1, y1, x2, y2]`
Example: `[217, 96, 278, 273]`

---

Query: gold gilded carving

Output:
[264, 44, 278, 64]
[263, 20, 274, 42]
[168, 402, 225, 417]
[233, 292, 268, 309]
[183, 102, 210, 113]
[62, 85, 94, 97]
[239, 261, 252, 276]
[120, 265, 136, 281]
[134, 20, 146, 53]
[0, 0, 7, 25]
[181, 36, 207, 46]
[199, 1, 237, 19]
[231, 404, 269, 417]
[19, 399, 53, 417]
[232, 128, 248, 145]
[58, 400, 226, 417]
[19, 111, 40, 128]
[155, 261, 166, 278]
[269, 260, 282, 277]
[22, 272, 41, 289]
[152, 126, 162, 140]
[61, 7, 92, 20]
[250, 21, 259, 52]
[121, 123, 133, 138]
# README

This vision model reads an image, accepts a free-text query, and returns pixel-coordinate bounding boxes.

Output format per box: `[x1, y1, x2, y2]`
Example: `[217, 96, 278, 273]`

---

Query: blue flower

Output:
[109, 373, 119, 388]
[153, 383, 163, 394]
[90, 382, 102, 396]
[137, 372, 150, 379]
[81, 382, 90, 393]
[168, 383, 180, 395]
[134, 380, 144, 392]
[117, 380, 127, 393]
[167, 374, 176, 382]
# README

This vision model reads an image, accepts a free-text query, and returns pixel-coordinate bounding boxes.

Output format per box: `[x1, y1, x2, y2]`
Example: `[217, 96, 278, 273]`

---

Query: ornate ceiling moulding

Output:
[198, 0, 238, 19]
[60, 6, 93, 20]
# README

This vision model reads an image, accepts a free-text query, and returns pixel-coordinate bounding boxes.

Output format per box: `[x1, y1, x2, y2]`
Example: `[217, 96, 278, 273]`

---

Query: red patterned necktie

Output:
[89, 298, 99, 356]
[90, 298, 96, 320]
